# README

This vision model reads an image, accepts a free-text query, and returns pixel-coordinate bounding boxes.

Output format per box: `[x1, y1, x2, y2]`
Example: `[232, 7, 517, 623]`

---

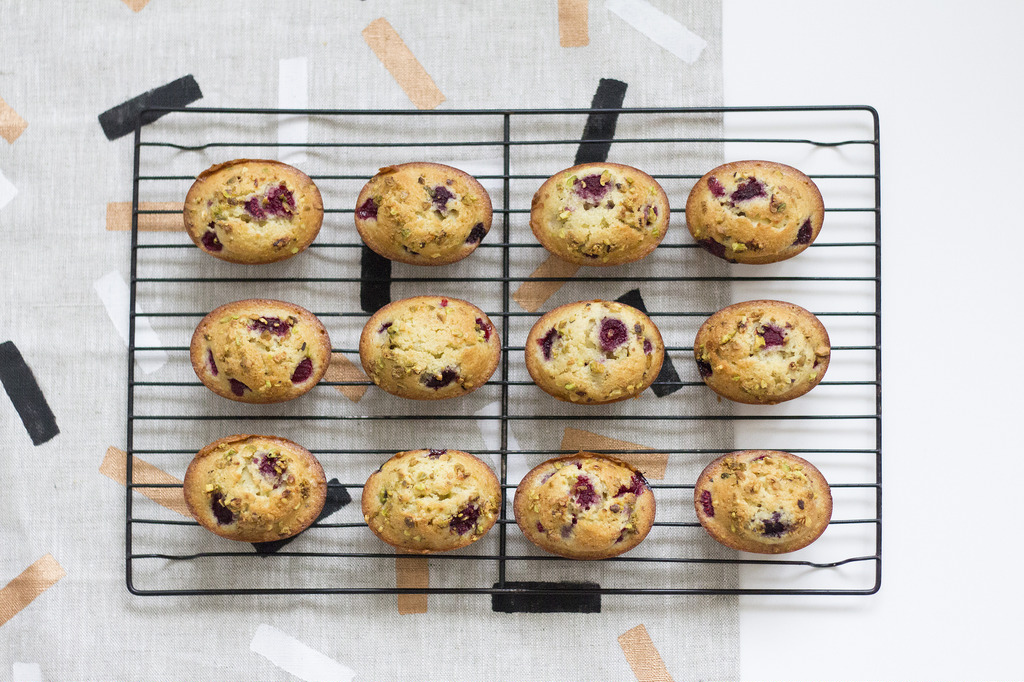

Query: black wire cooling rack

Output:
[125, 105, 881, 596]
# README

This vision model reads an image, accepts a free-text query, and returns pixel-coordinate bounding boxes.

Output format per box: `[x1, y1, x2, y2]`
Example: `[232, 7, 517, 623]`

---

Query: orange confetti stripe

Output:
[395, 551, 429, 614]
[120, 0, 150, 12]
[0, 96, 28, 144]
[560, 428, 669, 479]
[362, 18, 446, 110]
[324, 354, 370, 403]
[106, 202, 185, 231]
[0, 555, 66, 627]
[618, 624, 674, 682]
[558, 0, 590, 47]
[100, 446, 191, 517]
[511, 254, 580, 313]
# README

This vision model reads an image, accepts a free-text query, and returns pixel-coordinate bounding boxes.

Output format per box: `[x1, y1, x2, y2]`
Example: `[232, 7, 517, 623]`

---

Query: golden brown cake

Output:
[685, 160, 824, 264]
[183, 434, 327, 543]
[361, 449, 501, 554]
[190, 299, 331, 404]
[694, 450, 832, 554]
[354, 162, 493, 265]
[530, 162, 669, 265]
[513, 454, 655, 560]
[525, 300, 664, 404]
[359, 296, 500, 400]
[694, 300, 830, 405]
[183, 159, 324, 264]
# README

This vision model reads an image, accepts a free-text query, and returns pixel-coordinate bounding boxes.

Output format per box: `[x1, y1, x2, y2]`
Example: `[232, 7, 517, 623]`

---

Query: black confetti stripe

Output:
[98, 75, 203, 141]
[0, 341, 59, 446]
[252, 479, 352, 555]
[491, 581, 601, 613]
[359, 246, 393, 314]
[574, 78, 628, 165]
[616, 289, 683, 398]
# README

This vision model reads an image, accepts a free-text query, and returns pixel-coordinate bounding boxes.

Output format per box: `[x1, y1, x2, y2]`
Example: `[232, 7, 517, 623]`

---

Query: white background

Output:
[724, 2, 1024, 680]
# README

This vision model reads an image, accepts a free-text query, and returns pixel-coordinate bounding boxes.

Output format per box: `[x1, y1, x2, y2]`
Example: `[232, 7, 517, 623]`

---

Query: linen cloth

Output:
[0, 1, 736, 679]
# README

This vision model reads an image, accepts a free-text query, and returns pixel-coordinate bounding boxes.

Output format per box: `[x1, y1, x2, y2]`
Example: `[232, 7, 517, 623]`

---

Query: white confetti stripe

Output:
[12, 662, 43, 682]
[505, 451, 534, 485]
[93, 270, 168, 375]
[250, 624, 355, 682]
[0, 166, 17, 210]
[445, 157, 505, 197]
[605, 0, 707, 64]
[473, 400, 521, 473]
[278, 57, 309, 165]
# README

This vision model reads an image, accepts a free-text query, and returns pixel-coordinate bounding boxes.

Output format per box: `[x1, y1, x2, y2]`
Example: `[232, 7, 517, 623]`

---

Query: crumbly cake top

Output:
[192, 299, 330, 403]
[686, 160, 823, 264]
[695, 300, 830, 404]
[360, 296, 499, 400]
[695, 450, 832, 554]
[526, 300, 663, 404]
[361, 449, 501, 553]
[514, 454, 655, 560]
[355, 163, 492, 265]
[184, 434, 326, 542]
[184, 159, 323, 263]
[531, 163, 669, 265]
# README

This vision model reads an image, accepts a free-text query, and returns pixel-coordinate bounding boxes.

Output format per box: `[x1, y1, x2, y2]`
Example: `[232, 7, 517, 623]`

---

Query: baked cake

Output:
[183, 434, 327, 543]
[525, 300, 664, 404]
[362, 449, 501, 553]
[694, 450, 832, 553]
[530, 162, 669, 265]
[354, 162, 493, 265]
[359, 296, 500, 400]
[513, 454, 655, 560]
[694, 299, 830, 405]
[190, 299, 331, 404]
[183, 159, 324, 264]
[685, 160, 824, 264]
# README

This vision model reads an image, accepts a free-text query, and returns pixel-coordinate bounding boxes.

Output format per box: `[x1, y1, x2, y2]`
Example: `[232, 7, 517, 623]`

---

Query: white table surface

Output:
[724, 2, 1024, 680]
